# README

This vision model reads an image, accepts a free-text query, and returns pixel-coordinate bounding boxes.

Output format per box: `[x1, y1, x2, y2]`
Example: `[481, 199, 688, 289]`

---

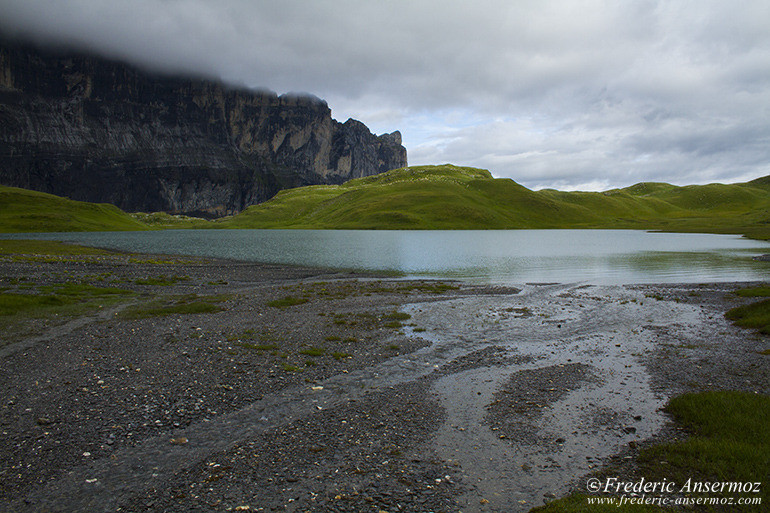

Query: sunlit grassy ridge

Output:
[2, 166, 769, 237]
[224, 165, 770, 238]
[0, 185, 148, 232]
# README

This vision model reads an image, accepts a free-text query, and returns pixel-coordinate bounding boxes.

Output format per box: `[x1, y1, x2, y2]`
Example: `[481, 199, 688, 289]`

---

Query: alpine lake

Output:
[5, 229, 768, 285]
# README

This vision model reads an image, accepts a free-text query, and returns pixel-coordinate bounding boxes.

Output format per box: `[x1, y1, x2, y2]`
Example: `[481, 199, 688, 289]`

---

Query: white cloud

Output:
[1, 0, 768, 189]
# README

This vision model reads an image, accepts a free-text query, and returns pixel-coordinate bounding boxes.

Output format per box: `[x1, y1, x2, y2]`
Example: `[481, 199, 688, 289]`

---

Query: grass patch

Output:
[281, 363, 303, 373]
[759, 349, 770, 355]
[120, 294, 229, 319]
[0, 282, 137, 344]
[536, 391, 769, 512]
[726, 299, 770, 334]
[400, 282, 460, 294]
[324, 335, 341, 342]
[267, 296, 309, 308]
[332, 351, 351, 360]
[383, 311, 412, 321]
[0, 284, 135, 317]
[735, 286, 770, 298]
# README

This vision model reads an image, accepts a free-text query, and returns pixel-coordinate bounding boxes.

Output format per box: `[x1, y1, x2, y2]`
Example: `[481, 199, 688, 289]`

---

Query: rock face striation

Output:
[0, 41, 406, 216]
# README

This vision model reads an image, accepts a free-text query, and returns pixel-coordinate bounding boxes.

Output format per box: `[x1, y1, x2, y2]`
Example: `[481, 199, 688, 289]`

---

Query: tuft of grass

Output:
[267, 296, 309, 308]
[332, 351, 351, 360]
[120, 294, 229, 319]
[281, 363, 303, 373]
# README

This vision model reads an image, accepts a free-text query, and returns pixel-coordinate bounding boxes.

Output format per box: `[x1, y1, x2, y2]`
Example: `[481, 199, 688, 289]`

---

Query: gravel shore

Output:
[0, 252, 767, 512]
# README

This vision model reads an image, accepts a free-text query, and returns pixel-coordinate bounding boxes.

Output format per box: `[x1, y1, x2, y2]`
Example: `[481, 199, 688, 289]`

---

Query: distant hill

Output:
[0, 185, 148, 232]
[223, 165, 770, 239]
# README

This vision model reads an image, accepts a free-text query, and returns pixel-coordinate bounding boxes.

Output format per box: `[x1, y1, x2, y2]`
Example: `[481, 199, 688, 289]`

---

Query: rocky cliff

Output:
[0, 41, 407, 216]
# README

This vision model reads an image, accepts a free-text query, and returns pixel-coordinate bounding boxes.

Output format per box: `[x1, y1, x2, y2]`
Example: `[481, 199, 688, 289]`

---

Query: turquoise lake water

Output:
[4, 229, 768, 285]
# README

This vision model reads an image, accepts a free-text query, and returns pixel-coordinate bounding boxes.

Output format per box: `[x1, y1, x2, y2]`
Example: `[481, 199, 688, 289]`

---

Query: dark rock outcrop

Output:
[0, 40, 406, 216]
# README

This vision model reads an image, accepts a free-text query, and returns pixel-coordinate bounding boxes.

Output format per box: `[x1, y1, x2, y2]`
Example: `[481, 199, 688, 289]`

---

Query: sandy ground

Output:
[0, 253, 768, 512]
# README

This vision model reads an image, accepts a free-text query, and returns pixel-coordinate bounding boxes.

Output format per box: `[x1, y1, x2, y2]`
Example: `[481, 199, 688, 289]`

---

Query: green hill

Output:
[2, 165, 768, 239]
[0, 185, 148, 232]
[223, 165, 770, 239]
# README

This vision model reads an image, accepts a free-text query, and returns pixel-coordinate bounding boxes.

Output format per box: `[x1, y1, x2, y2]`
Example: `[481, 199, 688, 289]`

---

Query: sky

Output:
[1, 0, 768, 191]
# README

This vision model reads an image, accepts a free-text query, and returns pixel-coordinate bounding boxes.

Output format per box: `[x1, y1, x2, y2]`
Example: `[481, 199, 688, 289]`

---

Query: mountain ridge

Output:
[0, 39, 407, 216]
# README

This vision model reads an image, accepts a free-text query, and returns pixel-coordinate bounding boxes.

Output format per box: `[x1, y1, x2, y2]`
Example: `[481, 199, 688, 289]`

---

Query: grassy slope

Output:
[2, 166, 769, 237]
[0, 185, 148, 232]
[224, 165, 770, 238]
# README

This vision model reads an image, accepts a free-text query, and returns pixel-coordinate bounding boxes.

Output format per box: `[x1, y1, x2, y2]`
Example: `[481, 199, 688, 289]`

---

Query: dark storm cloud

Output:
[1, 0, 768, 190]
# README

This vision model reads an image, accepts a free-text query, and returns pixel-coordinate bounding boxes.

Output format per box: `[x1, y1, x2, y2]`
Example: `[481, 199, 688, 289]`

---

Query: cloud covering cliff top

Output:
[1, 0, 768, 190]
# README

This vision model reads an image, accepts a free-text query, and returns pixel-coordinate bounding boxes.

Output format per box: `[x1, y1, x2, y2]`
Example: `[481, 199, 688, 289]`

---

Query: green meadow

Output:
[0, 185, 147, 232]
[223, 165, 770, 239]
[2, 166, 769, 239]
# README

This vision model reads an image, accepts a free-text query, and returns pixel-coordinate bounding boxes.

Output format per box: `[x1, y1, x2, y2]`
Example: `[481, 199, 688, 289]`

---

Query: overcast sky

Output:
[1, 0, 768, 190]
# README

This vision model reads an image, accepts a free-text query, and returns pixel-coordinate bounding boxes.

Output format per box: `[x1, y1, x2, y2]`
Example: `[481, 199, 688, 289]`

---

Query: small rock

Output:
[623, 426, 637, 434]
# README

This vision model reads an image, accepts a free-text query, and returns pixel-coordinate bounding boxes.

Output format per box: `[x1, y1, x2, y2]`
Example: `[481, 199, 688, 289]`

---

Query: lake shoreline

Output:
[0, 251, 767, 512]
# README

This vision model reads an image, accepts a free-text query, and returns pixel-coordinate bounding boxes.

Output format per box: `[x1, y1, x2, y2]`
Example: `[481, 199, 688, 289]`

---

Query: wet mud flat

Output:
[0, 253, 768, 512]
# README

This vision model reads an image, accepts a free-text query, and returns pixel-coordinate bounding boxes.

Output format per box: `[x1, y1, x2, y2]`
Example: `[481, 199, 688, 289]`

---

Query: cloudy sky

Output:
[1, 0, 768, 190]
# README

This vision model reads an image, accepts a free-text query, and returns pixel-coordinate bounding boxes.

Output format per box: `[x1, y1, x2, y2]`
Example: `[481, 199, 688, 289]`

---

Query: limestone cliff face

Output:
[0, 41, 406, 216]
